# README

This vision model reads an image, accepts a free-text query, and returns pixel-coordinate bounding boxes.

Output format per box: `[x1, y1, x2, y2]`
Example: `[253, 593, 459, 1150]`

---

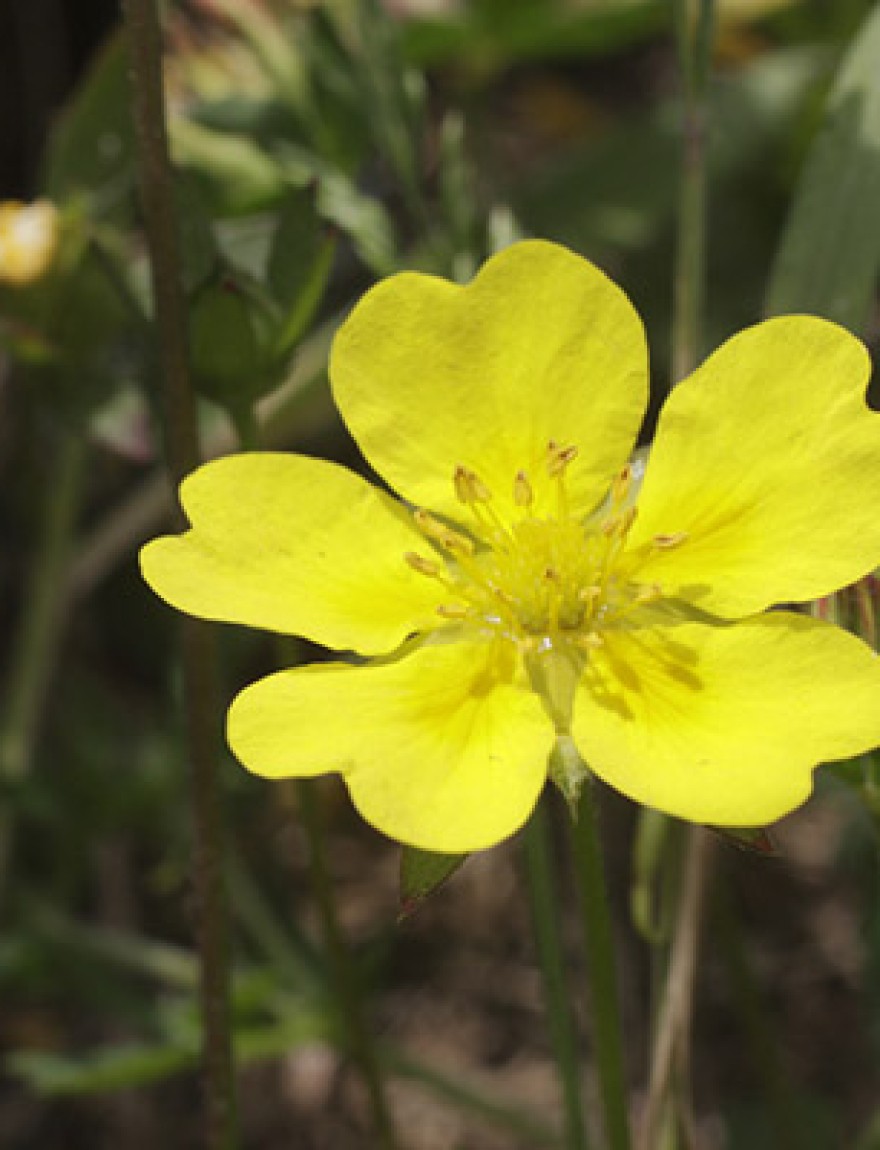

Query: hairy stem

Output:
[121, 0, 236, 1144]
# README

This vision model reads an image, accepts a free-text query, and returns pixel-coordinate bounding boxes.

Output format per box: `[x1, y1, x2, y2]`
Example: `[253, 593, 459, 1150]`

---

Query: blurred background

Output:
[1, 1, 880, 1147]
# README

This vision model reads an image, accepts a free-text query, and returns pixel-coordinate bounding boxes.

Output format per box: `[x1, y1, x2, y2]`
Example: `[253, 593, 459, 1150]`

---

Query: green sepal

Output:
[548, 735, 589, 821]
[709, 824, 778, 856]
[398, 846, 468, 919]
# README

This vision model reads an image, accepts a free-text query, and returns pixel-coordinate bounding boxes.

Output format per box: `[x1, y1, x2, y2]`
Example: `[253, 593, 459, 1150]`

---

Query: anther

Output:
[578, 585, 602, 603]
[440, 529, 475, 557]
[634, 583, 663, 604]
[405, 552, 441, 577]
[546, 440, 579, 478]
[413, 509, 475, 556]
[611, 465, 631, 507]
[652, 531, 688, 550]
[513, 469, 534, 508]
[437, 603, 470, 619]
[604, 505, 638, 537]
[454, 464, 492, 505]
[488, 584, 516, 606]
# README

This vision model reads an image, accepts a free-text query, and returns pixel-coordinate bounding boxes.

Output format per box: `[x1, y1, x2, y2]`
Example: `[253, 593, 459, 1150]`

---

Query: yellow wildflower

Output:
[0, 200, 59, 285]
[141, 241, 880, 852]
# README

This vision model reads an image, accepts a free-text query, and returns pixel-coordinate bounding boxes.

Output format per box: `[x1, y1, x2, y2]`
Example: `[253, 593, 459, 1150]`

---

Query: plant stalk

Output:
[671, 0, 715, 385]
[294, 780, 399, 1150]
[0, 432, 87, 904]
[121, 0, 236, 1145]
[523, 798, 591, 1150]
[566, 763, 631, 1150]
[638, 828, 713, 1150]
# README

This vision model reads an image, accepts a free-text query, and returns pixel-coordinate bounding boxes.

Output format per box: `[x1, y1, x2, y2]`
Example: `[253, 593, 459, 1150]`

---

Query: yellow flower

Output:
[0, 200, 59, 285]
[141, 241, 880, 852]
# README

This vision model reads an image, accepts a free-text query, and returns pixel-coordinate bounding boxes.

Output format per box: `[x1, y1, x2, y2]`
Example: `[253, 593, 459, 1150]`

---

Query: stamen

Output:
[488, 583, 516, 606]
[634, 583, 663, 604]
[513, 469, 534, 508]
[405, 552, 441, 578]
[413, 509, 475, 556]
[610, 465, 631, 507]
[652, 531, 689, 550]
[454, 464, 492, 505]
[602, 505, 638, 538]
[437, 603, 470, 619]
[405, 446, 668, 652]
[546, 440, 579, 478]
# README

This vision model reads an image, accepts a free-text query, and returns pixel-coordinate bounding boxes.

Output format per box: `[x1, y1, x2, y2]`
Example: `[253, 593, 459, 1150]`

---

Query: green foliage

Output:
[42, 34, 135, 215]
[767, 2, 880, 327]
[6, 0, 880, 1144]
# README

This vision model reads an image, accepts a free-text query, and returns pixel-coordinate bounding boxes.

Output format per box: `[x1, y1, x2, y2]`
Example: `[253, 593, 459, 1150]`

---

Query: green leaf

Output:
[42, 34, 135, 210]
[315, 170, 398, 274]
[189, 272, 280, 410]
[174, 177, 219, 294]
[401, 0, 667, 71]
[766, 4, 880, 329]
[267, 189, 337, 357]
[171, 119, 287, 216]
[267, 190, 326, 305]
[399, 846, 468, 918]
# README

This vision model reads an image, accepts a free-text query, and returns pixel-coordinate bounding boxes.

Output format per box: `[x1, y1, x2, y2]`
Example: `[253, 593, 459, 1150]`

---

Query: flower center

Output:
[405, 442, 681, 654]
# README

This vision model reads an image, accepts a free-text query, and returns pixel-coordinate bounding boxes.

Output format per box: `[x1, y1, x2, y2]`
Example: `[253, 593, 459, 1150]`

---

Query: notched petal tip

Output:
[330, 239, 649, 524]
[139, 452, 446, 654]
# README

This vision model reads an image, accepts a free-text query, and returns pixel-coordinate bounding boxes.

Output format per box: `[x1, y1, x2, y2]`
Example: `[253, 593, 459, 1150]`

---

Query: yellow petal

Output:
[330, 240, 648, 523]
[227, 641, 555, 851]
[140, 453, 445, 655]
[572, 612, 880, 826]
[628, 316, 880, 616]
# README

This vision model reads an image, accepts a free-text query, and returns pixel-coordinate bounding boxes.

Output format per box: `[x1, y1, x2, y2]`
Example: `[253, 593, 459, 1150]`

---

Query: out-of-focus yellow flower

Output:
[0, 200, 59, 286]
[141, 241, 880, 852]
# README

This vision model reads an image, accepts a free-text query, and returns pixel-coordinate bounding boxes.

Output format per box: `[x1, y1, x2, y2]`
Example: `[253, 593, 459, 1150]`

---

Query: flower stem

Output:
[638, 827, 712, 1150]
[563, 748, 631, 1150]
[671, 0, 715, 384]
[121, 1, 237, 1145]
[712, 872, 803, 1150]
[294, 780, 399, 1150]
[523, 798, 591, 1150]
[0, 432, 86, 905]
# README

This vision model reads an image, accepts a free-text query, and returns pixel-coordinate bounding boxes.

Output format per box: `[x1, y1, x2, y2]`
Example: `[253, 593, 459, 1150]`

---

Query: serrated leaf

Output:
[766, 4, 880, 329]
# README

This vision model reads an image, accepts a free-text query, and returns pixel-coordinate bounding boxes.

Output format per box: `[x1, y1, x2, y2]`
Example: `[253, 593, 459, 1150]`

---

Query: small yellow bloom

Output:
[141, 241, 880, 851]
[0, 200, 59, 285]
